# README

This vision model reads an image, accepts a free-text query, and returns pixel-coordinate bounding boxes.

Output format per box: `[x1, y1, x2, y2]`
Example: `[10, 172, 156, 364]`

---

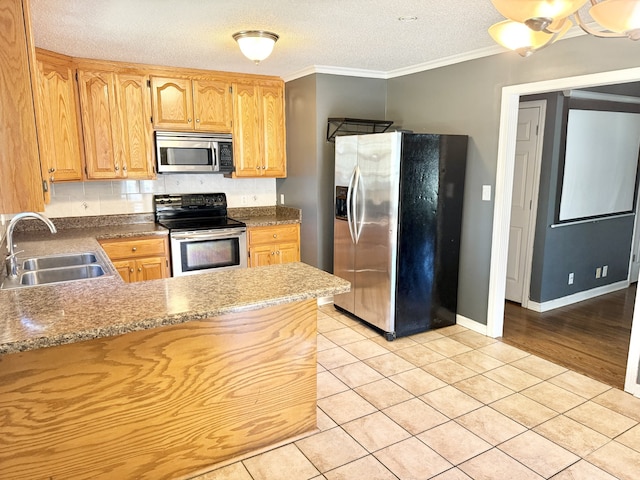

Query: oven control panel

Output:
[154, 193, 227, 209]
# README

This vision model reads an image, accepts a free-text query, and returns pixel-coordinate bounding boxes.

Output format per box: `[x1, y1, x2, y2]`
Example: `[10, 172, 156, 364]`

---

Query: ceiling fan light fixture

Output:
[491, 0, 588, 25]
[488, 19, 558, 55]
[232, 30, 279, 64]
[589, 0, 640, 39]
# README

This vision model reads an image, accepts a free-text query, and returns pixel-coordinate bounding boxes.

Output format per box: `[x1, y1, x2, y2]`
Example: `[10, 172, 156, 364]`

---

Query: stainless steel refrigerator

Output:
[333, 131, 468, 340]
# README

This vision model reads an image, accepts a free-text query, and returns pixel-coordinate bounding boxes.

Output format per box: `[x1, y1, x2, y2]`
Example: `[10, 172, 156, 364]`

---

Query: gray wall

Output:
[278, 74, 386, 272]
[386, 34, 640, 325]
[525, 92, 635, 303]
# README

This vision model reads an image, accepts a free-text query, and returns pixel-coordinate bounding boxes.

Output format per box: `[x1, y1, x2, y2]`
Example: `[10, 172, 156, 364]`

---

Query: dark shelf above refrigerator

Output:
[326, 118, 394, 142]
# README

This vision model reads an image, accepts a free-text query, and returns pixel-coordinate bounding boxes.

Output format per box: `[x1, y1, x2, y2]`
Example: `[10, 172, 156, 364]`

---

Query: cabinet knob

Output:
[256, 166, 260, 170]
[138, 267, 142, 272]
[123, 165, 127, 171]
[50, 176, 55, 182]
[276, 251, 280, 255]
[188, 118, 192, 123]
[129, 268, 134, 273]
[196, 118, 200, 123]
[115, 165, 120, 171]
[132, 247, 137, 252]
[273, 234, 277, 238]
[271, 251, 275, 255]
[48, 167, 55, 173]
[262, 165, 266, 169]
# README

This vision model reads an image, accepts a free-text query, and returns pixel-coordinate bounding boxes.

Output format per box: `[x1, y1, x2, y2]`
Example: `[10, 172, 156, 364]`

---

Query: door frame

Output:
[486, 67, 640, 396]
[509, 100, 546, 308]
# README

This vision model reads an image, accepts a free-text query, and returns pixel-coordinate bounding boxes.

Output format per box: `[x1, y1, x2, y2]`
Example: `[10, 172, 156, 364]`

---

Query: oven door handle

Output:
[171, 229, 245, 241]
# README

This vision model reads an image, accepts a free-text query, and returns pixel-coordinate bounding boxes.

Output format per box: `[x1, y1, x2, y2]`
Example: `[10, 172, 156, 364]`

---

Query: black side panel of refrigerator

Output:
[394, 134, 468, 337]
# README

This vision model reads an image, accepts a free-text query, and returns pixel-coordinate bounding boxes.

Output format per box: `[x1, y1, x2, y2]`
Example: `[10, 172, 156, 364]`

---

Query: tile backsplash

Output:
[43, 174, 277, 218]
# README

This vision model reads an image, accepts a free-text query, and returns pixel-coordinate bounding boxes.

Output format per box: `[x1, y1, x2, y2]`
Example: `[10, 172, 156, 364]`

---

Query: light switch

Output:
[482, 185, 491, 202]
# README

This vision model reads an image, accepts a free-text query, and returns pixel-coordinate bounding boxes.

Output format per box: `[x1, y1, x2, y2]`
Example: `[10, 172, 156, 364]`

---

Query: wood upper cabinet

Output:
[77, 69, 155, 179]
[247, 224, 300, 267]
[0, 0, 44, 214]
[34, 50, 84, 189]
[150, 76, 232, 132]
[232, 79, 286, 178]
[100, 235, 170, 282]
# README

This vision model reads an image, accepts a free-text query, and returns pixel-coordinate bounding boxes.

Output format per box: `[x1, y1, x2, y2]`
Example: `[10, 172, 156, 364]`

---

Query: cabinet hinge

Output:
[229, 86, 232, 93]
[147, 79, 151, 88]
[75, 71, 78, 81]
[535, 125, 539, 135]
[42, 180, 49, 193]
[150, 116, 153, 123]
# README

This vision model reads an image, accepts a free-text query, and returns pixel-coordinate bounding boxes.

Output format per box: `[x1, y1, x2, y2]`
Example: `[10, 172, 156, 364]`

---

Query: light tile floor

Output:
[192, 305, 640, 480]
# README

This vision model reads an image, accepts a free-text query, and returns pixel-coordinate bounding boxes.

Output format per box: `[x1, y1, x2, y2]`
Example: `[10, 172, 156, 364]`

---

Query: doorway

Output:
[487, 67, 640, 397]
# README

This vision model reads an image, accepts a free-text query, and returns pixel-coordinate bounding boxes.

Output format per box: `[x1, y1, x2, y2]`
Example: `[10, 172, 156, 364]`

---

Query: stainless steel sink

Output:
[20, 265, 106, 286]
[22, 252, 98, 271]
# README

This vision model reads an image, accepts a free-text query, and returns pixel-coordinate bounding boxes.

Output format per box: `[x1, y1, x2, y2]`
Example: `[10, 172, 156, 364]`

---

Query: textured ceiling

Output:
[30, 0, 513, 80]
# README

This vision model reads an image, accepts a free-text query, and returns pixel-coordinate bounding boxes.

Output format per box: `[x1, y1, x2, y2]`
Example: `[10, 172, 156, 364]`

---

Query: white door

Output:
[505, 102, 545, 304]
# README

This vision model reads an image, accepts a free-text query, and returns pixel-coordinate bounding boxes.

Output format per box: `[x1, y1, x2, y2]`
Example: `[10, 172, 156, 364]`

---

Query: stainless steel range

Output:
[154, 193, 247, 276]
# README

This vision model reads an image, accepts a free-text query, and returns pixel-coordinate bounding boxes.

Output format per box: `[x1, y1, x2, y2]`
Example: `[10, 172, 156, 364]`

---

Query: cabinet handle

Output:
[132, 247, 137, 252]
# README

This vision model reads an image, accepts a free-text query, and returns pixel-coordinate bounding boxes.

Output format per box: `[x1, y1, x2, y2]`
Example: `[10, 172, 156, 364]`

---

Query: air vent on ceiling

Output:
[326, 118, 394, 143]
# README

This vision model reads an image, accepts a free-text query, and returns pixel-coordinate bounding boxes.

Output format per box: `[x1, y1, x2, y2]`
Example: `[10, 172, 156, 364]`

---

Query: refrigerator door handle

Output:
[346, 167, 357, 243]
[351, 165, 361, 244]
[354, 166, 365, 243]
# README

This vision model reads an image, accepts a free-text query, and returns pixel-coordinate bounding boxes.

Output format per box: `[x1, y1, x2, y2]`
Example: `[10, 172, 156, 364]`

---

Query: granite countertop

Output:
[228, 205, 301, 227]
[0, 209, 348, 356]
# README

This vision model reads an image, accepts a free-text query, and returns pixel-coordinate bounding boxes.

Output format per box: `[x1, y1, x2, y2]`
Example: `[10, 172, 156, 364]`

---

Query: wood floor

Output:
[501, 285, 635, 389]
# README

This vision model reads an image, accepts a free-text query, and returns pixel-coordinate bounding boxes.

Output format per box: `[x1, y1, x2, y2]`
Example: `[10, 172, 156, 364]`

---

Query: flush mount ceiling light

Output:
[489, 0, 640, 57]
[232, 30, 279, 64]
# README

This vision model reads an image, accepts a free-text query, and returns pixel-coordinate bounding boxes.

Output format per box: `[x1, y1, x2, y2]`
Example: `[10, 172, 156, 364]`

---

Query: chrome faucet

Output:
[5, 212, 57, 278]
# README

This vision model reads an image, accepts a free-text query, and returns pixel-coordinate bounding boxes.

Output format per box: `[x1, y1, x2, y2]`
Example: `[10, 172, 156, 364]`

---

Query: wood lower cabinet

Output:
[248, 224, 300, 267]
[77, 68, 155, 180]
[34, 49, 84, 193]
[0, 0, 44, 213]
[150, 76, 232, 132]
[232, 79, 286, 178]
[100, 236, 170, 282]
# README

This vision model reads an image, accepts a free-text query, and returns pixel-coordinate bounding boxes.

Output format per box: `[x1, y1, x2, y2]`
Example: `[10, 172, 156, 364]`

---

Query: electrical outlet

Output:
[568, 272, 574, 285]
[596, 267, 602, 279]
[603, 265, 608, 277]
[280, 193, 285, 204]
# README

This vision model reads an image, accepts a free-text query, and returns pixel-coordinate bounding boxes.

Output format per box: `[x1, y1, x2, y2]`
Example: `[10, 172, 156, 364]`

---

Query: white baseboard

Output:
[527, 280, 629, 313]
[457, 314, 488, 336]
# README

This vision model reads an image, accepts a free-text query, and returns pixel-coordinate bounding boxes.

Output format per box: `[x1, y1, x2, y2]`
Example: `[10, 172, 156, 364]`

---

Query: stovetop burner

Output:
[154, 193, 245, 231]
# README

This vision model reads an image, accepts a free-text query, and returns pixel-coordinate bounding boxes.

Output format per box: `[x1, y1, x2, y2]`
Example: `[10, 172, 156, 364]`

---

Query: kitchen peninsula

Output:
[0, 218, 349, 480]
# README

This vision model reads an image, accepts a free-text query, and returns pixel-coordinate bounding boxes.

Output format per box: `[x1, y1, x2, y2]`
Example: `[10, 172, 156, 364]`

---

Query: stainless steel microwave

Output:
[155, 131, 234, 174]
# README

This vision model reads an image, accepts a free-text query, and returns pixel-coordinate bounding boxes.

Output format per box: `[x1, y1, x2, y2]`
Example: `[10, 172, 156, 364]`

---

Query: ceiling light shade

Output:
[232, 30, 279, 64]
[590, 0, 640, 39]
[488, 19, 571, 56]
[491, 0, 588, 28]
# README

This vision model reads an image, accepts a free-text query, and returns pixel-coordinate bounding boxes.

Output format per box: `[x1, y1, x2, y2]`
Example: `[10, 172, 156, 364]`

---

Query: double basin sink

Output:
[1, 252, 108, 290]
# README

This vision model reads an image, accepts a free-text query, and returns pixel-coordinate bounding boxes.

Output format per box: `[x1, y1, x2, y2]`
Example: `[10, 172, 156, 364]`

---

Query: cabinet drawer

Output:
[100, 236, 167, 260]
[248, 225, 299, 245]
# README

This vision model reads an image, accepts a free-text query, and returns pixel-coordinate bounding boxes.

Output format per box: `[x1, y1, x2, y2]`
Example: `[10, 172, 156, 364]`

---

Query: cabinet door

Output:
[193, 78, 232, 132]
[77, 70, 122, 179]
[135, 257, 167, 281]
[249, 244, 277, 267]
[112, 259, 135, 283]
[150, 76, 194, 130]
[115, 73, 155, 179]
[35, 53, 84, 184]
[260, 83, 286, 177]
[0, 0, 44, 213]
[278, 243, 300, 264]
[232, 81, 262, 177]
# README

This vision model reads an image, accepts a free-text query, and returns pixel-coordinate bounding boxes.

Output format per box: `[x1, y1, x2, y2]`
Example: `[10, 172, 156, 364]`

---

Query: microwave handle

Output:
[213, 144, 218, 169]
